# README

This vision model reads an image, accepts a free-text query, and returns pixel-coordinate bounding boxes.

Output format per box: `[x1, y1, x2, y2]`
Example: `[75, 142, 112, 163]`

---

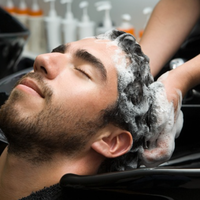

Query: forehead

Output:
[70, 37, 124, 72]
[71, 37, 119, 53]
[71, 37, 124, 100]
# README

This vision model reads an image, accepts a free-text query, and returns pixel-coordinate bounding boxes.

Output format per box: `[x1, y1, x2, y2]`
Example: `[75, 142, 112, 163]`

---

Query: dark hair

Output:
[97, 30, 156, 173]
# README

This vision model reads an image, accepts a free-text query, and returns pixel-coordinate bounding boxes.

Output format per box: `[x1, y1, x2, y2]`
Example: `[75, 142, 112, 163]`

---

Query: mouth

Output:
[18, 78, 44, 98]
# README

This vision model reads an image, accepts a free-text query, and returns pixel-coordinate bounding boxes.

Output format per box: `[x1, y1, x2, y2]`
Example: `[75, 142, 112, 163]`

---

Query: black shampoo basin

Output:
[0, 7, 29, 79]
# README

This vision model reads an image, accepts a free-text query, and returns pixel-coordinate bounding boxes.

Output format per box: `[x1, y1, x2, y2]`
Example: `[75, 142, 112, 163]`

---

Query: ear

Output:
[91, 127, 133, 158]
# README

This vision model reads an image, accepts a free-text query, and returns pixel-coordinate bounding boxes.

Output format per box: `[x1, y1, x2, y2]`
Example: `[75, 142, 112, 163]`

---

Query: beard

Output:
[0, 72, 107, 164]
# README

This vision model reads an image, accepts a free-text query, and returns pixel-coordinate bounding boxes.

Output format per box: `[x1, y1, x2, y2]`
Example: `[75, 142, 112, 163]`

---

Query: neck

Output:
[0, 147, 104, 200]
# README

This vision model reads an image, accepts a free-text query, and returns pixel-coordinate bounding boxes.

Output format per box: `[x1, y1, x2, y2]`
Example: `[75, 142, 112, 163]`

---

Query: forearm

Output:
[168, 54, 200, 96]
[158, 54, 200, 109]
[140, 0, 200, 76]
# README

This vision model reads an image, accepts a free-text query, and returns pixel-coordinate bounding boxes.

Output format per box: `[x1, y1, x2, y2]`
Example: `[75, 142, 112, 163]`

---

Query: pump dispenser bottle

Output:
[15, 0, 29, 27]
[95, 1, 114, 35]
[138, 7, 152, 40]
[44, 0, 61, 52]
[15, 0, 29, 51]
[118, 14, 135, 36]
[61, 0, 77, 43]
[78, 1, 94, 39]
[4, 0, 16, 15]
[28, 0, 46, 53]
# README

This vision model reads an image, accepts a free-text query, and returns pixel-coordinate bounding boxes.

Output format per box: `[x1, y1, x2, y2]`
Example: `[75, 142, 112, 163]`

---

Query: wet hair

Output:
[97, 30, 156, 173]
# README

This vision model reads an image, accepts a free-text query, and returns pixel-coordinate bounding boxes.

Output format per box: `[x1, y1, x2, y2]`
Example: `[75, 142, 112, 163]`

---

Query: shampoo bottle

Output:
[78, 1, 94, 39]
[15, 0, 29, 51]
[117, 14, 135, 37]
[138, 7, 152, 40]
[61, 0, 77, 43]
[28, 0, 47, 54]
[44, 0, 61, 52]
[15, 0, 29, 27]
[95, 1, 114, 35]
[4, 0, 16, 15]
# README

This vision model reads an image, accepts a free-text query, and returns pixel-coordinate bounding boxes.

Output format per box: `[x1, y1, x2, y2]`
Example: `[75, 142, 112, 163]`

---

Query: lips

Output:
[19, 78, 44, 98]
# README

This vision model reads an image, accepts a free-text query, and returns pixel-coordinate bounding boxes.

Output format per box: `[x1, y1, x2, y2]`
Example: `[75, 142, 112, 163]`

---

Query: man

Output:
[0, 30, 184, 199]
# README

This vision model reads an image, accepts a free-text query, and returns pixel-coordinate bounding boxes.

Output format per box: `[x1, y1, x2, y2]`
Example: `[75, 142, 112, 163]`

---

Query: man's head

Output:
[0, 30, 154, 172]
[94, 30, 154, 172]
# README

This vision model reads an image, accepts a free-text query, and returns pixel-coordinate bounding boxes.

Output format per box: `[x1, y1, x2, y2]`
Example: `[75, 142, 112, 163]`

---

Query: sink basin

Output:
[0, 7, 29, 79]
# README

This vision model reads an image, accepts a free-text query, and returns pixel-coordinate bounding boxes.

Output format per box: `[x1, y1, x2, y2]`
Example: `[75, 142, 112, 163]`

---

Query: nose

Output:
[33, 53, 67, 80]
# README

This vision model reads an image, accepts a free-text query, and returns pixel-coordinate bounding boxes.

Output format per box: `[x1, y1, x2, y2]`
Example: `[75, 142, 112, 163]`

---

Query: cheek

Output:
[51, 84, 100, 115]
[52, 86, 117, 120]
[50, 69, 118, 117]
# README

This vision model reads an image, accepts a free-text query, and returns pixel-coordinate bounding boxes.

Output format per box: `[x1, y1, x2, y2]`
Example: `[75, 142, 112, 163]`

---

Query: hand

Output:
[139, 72, 183, 167]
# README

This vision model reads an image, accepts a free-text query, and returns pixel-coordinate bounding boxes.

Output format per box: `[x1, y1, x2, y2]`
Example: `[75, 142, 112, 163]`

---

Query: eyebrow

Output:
[51, 44, 69, 53]
[75, 49, 107, 81]
[51, 44, 107, 81]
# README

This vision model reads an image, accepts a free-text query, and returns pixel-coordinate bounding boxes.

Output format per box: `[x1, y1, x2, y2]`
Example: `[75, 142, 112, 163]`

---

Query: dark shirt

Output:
[19, 184, 62, 200]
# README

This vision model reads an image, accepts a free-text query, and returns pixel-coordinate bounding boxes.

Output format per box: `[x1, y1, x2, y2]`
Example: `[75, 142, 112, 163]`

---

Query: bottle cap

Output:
[44, 0, 57, 17]
[29, 0, 43, 16]
[95, 1, 112, 29]
[143, 7, 152, 28]
[118, 13, 135, 36]
[16, 0, 28, 15]
[4, 0, 16, 14]
[79, 1, 90, 22]
[61, 0, 74, 20]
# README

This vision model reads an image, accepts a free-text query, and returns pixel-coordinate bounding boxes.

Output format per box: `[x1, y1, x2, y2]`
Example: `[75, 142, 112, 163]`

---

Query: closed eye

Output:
[75, 67, 91, 79]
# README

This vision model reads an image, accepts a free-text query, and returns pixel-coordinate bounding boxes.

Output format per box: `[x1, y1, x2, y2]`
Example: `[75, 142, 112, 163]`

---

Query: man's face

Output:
[0, 38, 120, 161]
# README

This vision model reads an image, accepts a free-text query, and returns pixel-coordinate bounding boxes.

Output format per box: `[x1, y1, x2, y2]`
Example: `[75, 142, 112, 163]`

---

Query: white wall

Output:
[1, 0, 159, 36]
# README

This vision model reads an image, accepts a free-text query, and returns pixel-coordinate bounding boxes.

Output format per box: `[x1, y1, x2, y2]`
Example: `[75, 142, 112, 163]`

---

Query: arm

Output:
[160, 54, 200, 107]
[140, 0, 200, 76]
